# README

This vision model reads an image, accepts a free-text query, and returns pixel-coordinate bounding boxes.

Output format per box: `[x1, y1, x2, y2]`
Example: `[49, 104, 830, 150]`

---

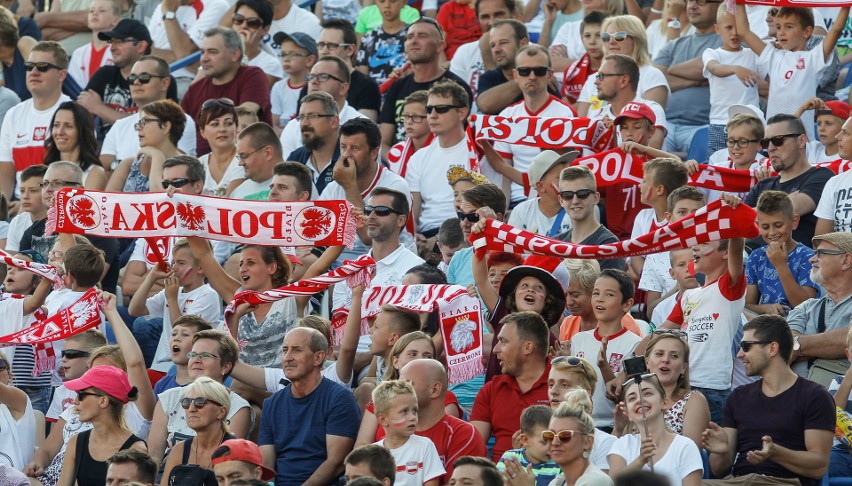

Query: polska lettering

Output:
[470, 115, 613, 152]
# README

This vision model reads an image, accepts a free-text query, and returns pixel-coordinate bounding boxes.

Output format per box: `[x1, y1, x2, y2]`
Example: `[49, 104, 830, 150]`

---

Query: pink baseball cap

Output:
[64, 366, 134, 403]
[614, 101, 656, 126]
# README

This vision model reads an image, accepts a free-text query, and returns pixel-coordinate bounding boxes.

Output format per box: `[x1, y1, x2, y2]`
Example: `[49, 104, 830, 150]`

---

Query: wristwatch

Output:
[667, 18, 681, 29]
[163, 10, 176, 20]
[793, 335, 801, 352]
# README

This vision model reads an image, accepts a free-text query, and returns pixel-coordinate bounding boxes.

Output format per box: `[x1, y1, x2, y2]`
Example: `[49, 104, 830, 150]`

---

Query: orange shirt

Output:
[558, 314, 643, 341]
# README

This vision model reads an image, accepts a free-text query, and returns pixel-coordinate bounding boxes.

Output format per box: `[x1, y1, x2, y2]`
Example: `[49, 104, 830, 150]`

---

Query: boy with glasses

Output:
[270, 32, 317, 133]
[387, 90, 432, 177]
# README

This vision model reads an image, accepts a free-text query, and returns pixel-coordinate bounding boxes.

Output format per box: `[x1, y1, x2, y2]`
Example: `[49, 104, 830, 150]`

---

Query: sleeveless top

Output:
[75, 429, 144, 486]
[664, 391, 692, 435]
[180, 433, 237, 464]
[123, 155, 149, 193]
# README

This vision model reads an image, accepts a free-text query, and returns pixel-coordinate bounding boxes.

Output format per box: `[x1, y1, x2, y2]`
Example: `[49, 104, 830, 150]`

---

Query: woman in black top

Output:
[57, 366, 147, 486]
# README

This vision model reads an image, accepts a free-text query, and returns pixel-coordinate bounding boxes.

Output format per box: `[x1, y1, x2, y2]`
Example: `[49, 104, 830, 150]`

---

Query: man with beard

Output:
[787, 232, 852, 378]
[287, 91, 342, 194]
[474, 19, 529, 115]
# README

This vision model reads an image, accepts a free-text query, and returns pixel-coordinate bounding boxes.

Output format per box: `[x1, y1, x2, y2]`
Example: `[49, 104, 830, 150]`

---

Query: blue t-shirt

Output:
[259, 377, 360, 485]
[745, 241, 816, 307]
[497, 449, 560, 486]
[153, 374, 181, 396]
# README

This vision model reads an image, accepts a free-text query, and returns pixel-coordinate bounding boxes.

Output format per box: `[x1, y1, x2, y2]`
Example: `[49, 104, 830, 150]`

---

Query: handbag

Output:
[807, 300, 850, 388]
[167, 464, 218, 486]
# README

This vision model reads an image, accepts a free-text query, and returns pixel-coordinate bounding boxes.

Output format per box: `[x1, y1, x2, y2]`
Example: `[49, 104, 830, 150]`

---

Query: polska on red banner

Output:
[48, 189, 358, 248]
[469, 115, 614, 153]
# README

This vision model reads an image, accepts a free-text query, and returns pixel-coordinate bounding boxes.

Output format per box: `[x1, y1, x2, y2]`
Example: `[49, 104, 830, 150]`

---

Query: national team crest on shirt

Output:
[405, 461, 420, 475]
[796, 58, 805, 70]
[33, 126, 47, 141]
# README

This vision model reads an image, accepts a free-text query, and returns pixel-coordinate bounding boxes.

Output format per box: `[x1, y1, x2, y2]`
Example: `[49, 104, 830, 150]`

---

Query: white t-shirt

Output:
[158, 387, 251, 448]
[630, 208, 667, 240]
[377, 434, 445, 486]
[0, 399, 35, 469]
[68, 42, 114, 89]
[5, 212, 34, 253]
[271, 78, 306, 126]
[806, 140, 836, 165]
[702, 47, 760, 125]
[247, 49, 284, 81]
[449, 41, 485, 114]
[591, 428, 616, 471]
[101, 112, 197, 160]
[280, 102, 366, 156]
[651, 291, 678, 327]
[703, 152, 767, 202]
[507, 198, 571, 236]
[609, 433, 702, 486]
[146, 284, 222, 372]
[200, 152, 244, 197]
[814, 169, 852, 233]
[332, 243, 424, 310]
[571, 328, 640, 428]
[493, 96, 577, 202]
[580, 68, 669, 118]
[0, 297, 38, 381]
[405, 137, 472, 232]
[261, 6, 321, 55]
[638, 250, 675, 295]
[552, 20, 586, 60]
[147, 0, 230, 78]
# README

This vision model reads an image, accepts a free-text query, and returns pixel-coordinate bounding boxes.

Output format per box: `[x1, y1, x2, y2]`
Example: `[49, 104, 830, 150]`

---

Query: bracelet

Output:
[651, 7, 663, 14]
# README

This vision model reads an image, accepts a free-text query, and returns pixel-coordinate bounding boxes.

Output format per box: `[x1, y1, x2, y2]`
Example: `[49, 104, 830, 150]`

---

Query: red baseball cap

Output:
[64, 366, 134, 403]
[211, 439, 276, 481]
[614, 101, 656, 126]
[820, 100, 851, 121]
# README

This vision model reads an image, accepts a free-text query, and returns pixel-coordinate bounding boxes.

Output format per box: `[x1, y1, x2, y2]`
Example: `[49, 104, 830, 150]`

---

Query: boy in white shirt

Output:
[270, 32, 317, 135]
[68, 0, 119, 89]
[795, 97, 849, 164]
[649, 248, 700, 328]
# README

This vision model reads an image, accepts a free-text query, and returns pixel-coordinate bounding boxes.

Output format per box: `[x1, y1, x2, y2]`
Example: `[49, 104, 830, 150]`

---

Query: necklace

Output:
[193, 430, 226, 468]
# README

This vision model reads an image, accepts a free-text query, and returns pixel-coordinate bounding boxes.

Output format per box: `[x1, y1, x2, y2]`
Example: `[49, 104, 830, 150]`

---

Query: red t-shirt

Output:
[436, 1, 482, 59]
[370, 391, 461, 440]
[601, 183, 648, 240]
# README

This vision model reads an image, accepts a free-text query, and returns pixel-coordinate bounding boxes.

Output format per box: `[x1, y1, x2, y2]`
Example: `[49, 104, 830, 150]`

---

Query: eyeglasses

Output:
[232, 13, 263, 29]
[316, 41, 353, 50]
[279, 51, 311, 59]
[596, 72, 625, 81]
[688, 0, 722, 5]
[559, 189, 594, 200]
[134, 117, 162, 131]
[180, 396, 223, 409]
[601, 31, 629, 42]
[364, 205, 404, 217]
[107, 38, 139, 45]
[551, 356, 595, 383]
[77, 391, 104, 401]
[187, 351, 222, 361]
[457, 211, 479, 223]
[305, 73, 345, 83]
[542, 429, 580, 443]
[39, 180, 80, 189]
[50, 250, 64, 260]
[296, 113, 335, 122]
[24, 61, 61, 72]
[814, 248, 848, 257]
[202, 98, 235, 111]
[726, 138, 760, 148]
[236, 145, 269, 161]
[127, 73, 166, 84]
[0, 359, 9, 371]
[425, 104, 463, 114]
[652, 329, 688, 338]
[740, 340, 771, 352]
[622, 373, 658, 390]
[161, 178, 199, 189]
[760, 133, 802, 149]
[62, 349, 92, 360]
[515, 66, 550, 77]
[402, 113, 427, 123]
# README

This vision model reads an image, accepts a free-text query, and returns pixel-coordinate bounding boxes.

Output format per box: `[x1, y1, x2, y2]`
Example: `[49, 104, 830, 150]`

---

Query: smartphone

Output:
[623, 355, 648, 377]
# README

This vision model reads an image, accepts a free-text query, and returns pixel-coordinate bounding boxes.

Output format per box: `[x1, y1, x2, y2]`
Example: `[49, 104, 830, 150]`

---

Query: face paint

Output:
[390, 417, 409, 427]
[179, 265, 193, 279]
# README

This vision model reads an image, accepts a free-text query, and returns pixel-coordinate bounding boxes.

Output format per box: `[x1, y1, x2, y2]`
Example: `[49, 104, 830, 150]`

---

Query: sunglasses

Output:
[601, 31, 629, 42]
[551, 356, 595, 383]
[457, 211, 479, 223]
[515, 66, 549, 77]
[740, 340, 771, 352]
[364, 205, 403, 217]
[542, 429, 580, 443]
[180, 396, 223, 409]
[77, 391, 104, 401]
[187, 351, 221, 361]
[813, 248, 848, 257]
[202, 98, 235, 111]
[425, 104, 463, 114]
[559, 189, 594, 200]
[62, 349, 91, 360]
[760, 133, 801, 149]
[25, 61, 61, 72]
[0, 358, 8, 371]
[127, 73, 166, 84]
[232, 13, 263, 29]
[817, 109, 836, 117]
[622, 372, 658, 390]
[652, 329, 687, 338]
[161, 178, 198, 189]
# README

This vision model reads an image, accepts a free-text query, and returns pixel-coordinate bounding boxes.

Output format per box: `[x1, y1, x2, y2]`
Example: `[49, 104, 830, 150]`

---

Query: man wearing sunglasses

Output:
[743, 114, 834, 247]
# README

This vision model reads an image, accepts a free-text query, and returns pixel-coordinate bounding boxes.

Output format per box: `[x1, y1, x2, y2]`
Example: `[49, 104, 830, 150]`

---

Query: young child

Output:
[485, 252, 524, 294]
[127, 238, 221, 382]
[355, 0, 408, 85]
[270, 32, 317, 133]
[436, 217, 468, 274]
[6, 164, 46, 253]
[745, 190, 818, 317]
[387, 91, 433, 177]
[68, 0, 119, 89]
[236, 104, 260, 133]
[437, 0, 482, 59]
[570, 269, 641, 430]
[703, 5, 760, 155]
[497, 405, 560, 485]
[152, 315, 214, 395]
[649, 248, 701, 328]
[372, 379, 445, 486]
[736, 3, 849, 141]
[560, 11, 606, 105]
[796, 97, 849, 164]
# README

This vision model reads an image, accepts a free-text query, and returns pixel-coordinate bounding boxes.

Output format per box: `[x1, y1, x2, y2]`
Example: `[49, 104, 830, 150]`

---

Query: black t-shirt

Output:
[296, 69, 381, 114]
[743, 167, 834, 247]
[723, 376, 834, 486]
[555, 225, 626, 271]
[379, 70, 473, 144]
[20, 219, 120, 295]
[476, 68, 561, 113]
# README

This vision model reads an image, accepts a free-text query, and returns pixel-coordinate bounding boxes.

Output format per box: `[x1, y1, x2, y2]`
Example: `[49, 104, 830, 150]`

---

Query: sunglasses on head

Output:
[127, 73, 166, 84]
[202, 98, 236, 111]
[601, 31, 629, 42]
[161, 178, 198, 190]
[232, 13, 263, 29]
[62, 349, 91, 360]
[180, 396, 223, 409]
[457, 211, 479, 223]
[622, 372, 658, 390]
[425, 104, 463, 114]
[740, 340, 771, 352]
[364, 205, 403, 217]
[551, 356, 595, 383]
[542, 429, 579, 443]
[652, 329, 687, 338]
[559, 189, 594, 200]
[760, 133, 801, 149]
[25, 61, 61, 72]
[515, 66, 549, 77]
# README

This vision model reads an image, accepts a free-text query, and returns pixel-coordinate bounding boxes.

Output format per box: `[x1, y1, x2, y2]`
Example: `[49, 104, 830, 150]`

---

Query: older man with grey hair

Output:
[181, 27, 272, 155]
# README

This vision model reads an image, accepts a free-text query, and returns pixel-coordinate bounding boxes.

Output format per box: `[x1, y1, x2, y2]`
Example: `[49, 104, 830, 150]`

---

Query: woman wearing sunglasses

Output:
[0, 349, 37, 471]
[56, 366, 147, 486]
[231, 0, 283, 87]
[43, 101, 107, 190]
[106, 99, 186, 194]
[197, 98, 244, 197]
[161, 377, 236, 484]
[608, 374, 702, 486]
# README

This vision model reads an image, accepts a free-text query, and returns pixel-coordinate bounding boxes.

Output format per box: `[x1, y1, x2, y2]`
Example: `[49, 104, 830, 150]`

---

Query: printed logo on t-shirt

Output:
[33, 127, 47, 142]
[608, 353, 624, 373]
[796, 57, 805, 70]
[403, 461, 422, 475]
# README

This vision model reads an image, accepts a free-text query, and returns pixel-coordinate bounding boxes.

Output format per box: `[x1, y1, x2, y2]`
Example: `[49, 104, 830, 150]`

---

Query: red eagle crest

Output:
[298, 207, 333, 239]
[177, 202, 205, 231]
[67, 195, 98, 229]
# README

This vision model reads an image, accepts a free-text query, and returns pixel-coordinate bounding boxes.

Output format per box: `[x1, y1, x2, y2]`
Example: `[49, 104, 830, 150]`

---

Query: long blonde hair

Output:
[602, 15, 652, 66]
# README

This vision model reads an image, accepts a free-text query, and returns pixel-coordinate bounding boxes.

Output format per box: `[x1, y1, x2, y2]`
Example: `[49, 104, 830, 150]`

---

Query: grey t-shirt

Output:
[654, 31, 721, 127]
[555, 225, 626, 271]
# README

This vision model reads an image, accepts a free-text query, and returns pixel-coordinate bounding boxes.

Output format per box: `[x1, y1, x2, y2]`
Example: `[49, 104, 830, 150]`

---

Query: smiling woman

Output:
[43, 102, 108, 190]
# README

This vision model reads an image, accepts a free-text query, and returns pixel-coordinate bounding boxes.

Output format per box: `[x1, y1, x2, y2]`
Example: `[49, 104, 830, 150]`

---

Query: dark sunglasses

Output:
[425, 104, 463, 114]
[25, 61, 61, 72]
[457, 211, 479, 223]
[77, 391, 104, 401]
[515, 66, 549, 77]
[542, 429, 579, 443]
[601, 31, 629, 42]
[127, 73, 166, 84]
[622, 372, 658, 390]
[232, 13, 263, 29]
[559, 189, 594, 200]
[180, 396, 223, 409]
[202, 98, 236, 110]
[760, 133, 801, 149]
[551, 356, 595, 383]
[364, 205, 403, 217]
[62, 349, 91, 360]
[161, 178, 198, 189]
[0, 358, 8, 371]
[740, 340, 771, 352]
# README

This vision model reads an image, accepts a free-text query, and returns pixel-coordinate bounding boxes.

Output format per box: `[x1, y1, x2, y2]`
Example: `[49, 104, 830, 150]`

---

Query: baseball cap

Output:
[98, 18, 152, 45]
[211, 439, 276, 481]
[527, 150, 579, 193]
[728, 104, 766, 128]
[273, 32, 318, 58]
[818, 100, 851, 121]
[812, 232, 852, 254]
[64, 366, 135, 404]
[613, 101, 656, 127]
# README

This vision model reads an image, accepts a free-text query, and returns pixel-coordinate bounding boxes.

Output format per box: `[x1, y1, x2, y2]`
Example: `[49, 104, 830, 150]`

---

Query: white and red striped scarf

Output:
[562, 54, 593, 104]
[0, 248, 63, 288]
[388, 134, 436, 177]
[471, 199, 760, 259]
[469, 115, 615, 153]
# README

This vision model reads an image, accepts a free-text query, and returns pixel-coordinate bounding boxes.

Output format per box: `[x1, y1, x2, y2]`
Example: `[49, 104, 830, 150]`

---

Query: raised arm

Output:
[335, 285, 364, 385]
[735, 3, 767, 57]
[128, 265, 169, 317]
[186, 236, 241, 301]
[824, 7, 850, 60]
[22, 278, 51, 315]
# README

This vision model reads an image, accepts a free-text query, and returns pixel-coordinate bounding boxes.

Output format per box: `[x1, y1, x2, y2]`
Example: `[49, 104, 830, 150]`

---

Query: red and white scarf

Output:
[47, 189, 359, 249]
[361, 284, 484, 385]
[388, 134, 436, 177]
[562, 54, 593, 104]
[816, 159, 852, 174]
[471, 199, 760, 259]
[469, 115, 615, 153]
[0, 248, 63, 288]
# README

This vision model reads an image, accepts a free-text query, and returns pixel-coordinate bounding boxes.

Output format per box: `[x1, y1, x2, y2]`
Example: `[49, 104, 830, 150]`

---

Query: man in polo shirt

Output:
[471, 311, 551, 461]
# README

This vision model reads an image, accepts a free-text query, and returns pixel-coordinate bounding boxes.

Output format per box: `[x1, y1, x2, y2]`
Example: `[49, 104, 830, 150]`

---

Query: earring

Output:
[582, 450, 590, 459]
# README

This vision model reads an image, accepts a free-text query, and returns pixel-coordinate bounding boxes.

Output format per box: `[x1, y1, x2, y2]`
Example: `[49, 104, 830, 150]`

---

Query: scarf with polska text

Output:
[46, 189, 359, 249]
[469, 115, 615, 153]
[471, 199, 760, 259]
[360, 284, 484, 385]
[562, 54, 593, 104]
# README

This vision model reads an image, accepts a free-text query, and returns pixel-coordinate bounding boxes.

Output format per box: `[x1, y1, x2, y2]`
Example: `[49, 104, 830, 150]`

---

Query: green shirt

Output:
[355, 4, 421, 34]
